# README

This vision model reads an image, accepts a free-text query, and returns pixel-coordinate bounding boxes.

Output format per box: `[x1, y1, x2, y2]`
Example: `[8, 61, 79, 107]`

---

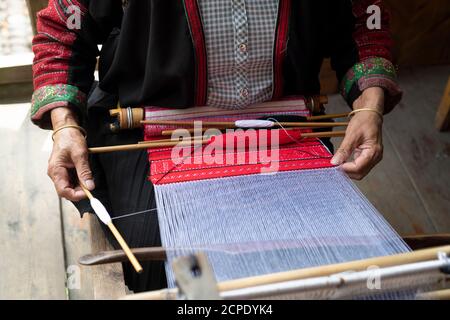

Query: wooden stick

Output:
[141, 120, 238, 127]
[161, 128, 225, 136]
[160, 123, 348, 136]
[106, 223, 143, 273]
[417, 289, 450, 300]
[140, 112, 350, 128]
[89, 130, 344, 154]
[122, 245, 450, 300]
[78, 234, 450, 266]
[307, 112, 349, 121]
[81, 185, 94, 200]
[301, 130, 346, 138]
[142, 119, 348, 129]
[88, 139, 209, 154]
[403, 234, 450, 250]
[280, 122, 349, 128]
[123, 286, 450, 301]
[79, 247, 167, 265]
[137, 136, 213, 144]
[218, 245, 450, 292]
[80, 185, 143, 273]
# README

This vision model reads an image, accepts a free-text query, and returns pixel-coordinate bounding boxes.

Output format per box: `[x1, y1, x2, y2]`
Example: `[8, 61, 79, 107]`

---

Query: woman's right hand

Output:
[48, 107, 95, 201]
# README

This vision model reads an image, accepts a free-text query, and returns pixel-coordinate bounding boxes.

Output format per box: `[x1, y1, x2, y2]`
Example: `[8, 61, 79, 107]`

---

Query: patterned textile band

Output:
[143, 97, 310, 137]
[143, 97, 334, 185]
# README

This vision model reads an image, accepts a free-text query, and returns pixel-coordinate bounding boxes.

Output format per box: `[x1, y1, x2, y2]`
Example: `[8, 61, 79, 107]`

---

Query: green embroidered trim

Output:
[31, 84, 86, 117]
[341, 57, 398, 99]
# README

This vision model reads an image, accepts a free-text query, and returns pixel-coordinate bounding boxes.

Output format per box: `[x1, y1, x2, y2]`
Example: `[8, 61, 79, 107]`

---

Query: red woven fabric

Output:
[147, 136, 334, 185]
[144, 99, 334, 185]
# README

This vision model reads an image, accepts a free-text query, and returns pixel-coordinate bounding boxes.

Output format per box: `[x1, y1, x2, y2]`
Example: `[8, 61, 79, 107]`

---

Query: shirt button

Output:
[240, 88, 249, 98]
[239, 43, 247, 53]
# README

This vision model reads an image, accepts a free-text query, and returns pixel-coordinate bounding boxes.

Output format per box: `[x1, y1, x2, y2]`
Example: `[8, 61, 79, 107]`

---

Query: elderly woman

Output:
[31, 0, 402, 292]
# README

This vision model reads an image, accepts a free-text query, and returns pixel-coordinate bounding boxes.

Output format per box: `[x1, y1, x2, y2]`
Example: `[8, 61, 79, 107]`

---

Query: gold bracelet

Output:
[348, 108, 384, 119]
[52, 125, 87, 141]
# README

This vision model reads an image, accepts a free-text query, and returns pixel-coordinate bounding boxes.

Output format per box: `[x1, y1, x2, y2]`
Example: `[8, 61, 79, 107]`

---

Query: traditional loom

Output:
[80, 96, 450, 300]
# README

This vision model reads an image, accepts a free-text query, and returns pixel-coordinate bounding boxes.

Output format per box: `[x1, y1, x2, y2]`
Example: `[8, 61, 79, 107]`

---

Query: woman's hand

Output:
[331, 87, 385, 180]
[47, 107, 95, 201]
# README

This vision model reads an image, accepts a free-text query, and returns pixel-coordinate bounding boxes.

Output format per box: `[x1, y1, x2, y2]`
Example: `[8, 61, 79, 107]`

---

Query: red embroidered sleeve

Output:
[31, 0, 98, 129]
[341, 0, 402, 113]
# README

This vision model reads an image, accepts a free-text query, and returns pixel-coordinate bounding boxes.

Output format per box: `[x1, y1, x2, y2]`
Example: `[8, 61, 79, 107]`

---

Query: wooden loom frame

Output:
[77, 95, 450, 298]
[120, 244, 450, 300]
[77, 236, 450, 300]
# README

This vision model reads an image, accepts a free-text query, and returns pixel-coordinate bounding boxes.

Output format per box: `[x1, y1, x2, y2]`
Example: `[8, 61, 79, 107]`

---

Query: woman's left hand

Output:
[331, 87, 385, 180]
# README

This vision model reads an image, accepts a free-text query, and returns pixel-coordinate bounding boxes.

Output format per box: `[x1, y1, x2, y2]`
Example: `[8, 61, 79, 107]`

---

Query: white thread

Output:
[111, 208, 158, 220]
[90, 198, 112, 225]
[155, 167, 412, 299]
[235, 120, 275, 128]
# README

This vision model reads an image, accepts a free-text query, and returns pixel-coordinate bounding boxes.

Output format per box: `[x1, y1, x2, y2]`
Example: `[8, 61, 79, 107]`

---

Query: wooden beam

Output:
[0, 64, 33, 104]
[62, 201, 127, 299]
[86, 214, 127, 299]
[0, 106, 67, 299]
[26, 0, 48, 35]
[76, 234, 450, 266]
[0, 65, 32, 86]
[319, 59, 338, 95]
[435, 76, 450, 131]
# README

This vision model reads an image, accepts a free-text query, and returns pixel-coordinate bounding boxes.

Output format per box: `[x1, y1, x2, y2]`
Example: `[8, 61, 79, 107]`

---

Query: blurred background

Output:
[0, 0, 449, 299]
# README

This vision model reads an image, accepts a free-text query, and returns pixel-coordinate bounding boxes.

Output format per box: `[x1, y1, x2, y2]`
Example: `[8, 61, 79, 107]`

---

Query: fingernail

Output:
[85, 179, 95, 190]
[330, 156, 341, 165]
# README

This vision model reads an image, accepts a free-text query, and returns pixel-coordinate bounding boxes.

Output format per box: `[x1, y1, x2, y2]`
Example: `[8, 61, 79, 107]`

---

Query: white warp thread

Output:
[155, 167, 412, 298]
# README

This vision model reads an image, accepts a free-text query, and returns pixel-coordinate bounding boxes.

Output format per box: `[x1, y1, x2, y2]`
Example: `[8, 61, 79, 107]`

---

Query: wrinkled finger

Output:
[71, 150, 95, 190]
[331, 134, 358, 165]
[72, 185, 87, 200]
[341, 148, 378, 180]
[50, 166, 85, 201]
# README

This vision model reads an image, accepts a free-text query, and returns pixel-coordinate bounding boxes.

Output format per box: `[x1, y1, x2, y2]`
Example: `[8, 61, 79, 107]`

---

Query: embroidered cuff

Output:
[31, 84, 87, 129]
[341, 57, 403, 114]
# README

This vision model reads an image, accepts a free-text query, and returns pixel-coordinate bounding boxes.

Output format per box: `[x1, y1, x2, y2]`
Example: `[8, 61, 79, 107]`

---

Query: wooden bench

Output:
[62, 201, 127, 299]
[436, 77, 450, 131]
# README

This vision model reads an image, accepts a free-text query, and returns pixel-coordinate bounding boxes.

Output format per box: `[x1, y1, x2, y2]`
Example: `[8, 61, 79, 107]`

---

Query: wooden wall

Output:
[320, 0, 450, 94]
[386, 0, 450, 66]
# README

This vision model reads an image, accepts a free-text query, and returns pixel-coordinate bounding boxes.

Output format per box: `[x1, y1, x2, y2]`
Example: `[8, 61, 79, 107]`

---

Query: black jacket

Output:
[31, 0, 401, 128]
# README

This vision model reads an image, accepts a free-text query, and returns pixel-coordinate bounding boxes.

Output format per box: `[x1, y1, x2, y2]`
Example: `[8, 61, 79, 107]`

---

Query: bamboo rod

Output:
[160, 123, 348, 136]
[281, 122, 349, 128]
[122, 245, 450, 300]
[79, 247, 167, 265]
[80, 185, 143, 273]
[141, 120, 234, 127]
[417, 289, 450, 300]
[161, 128, 226, 136]
[89, 131, 344, 154]
[79, 234, 450, 266]
[81, 185, 94, 200]
[142, 119, 348, 129]
[137, 114, 351, 128]
[137, 136, 209, 144]
[307, 112, 349, 121]
[218, 245, 450, 292]
[88, 139, 208, 154]
[301, 130, 346, 138]
[107, 223, 143, 273]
